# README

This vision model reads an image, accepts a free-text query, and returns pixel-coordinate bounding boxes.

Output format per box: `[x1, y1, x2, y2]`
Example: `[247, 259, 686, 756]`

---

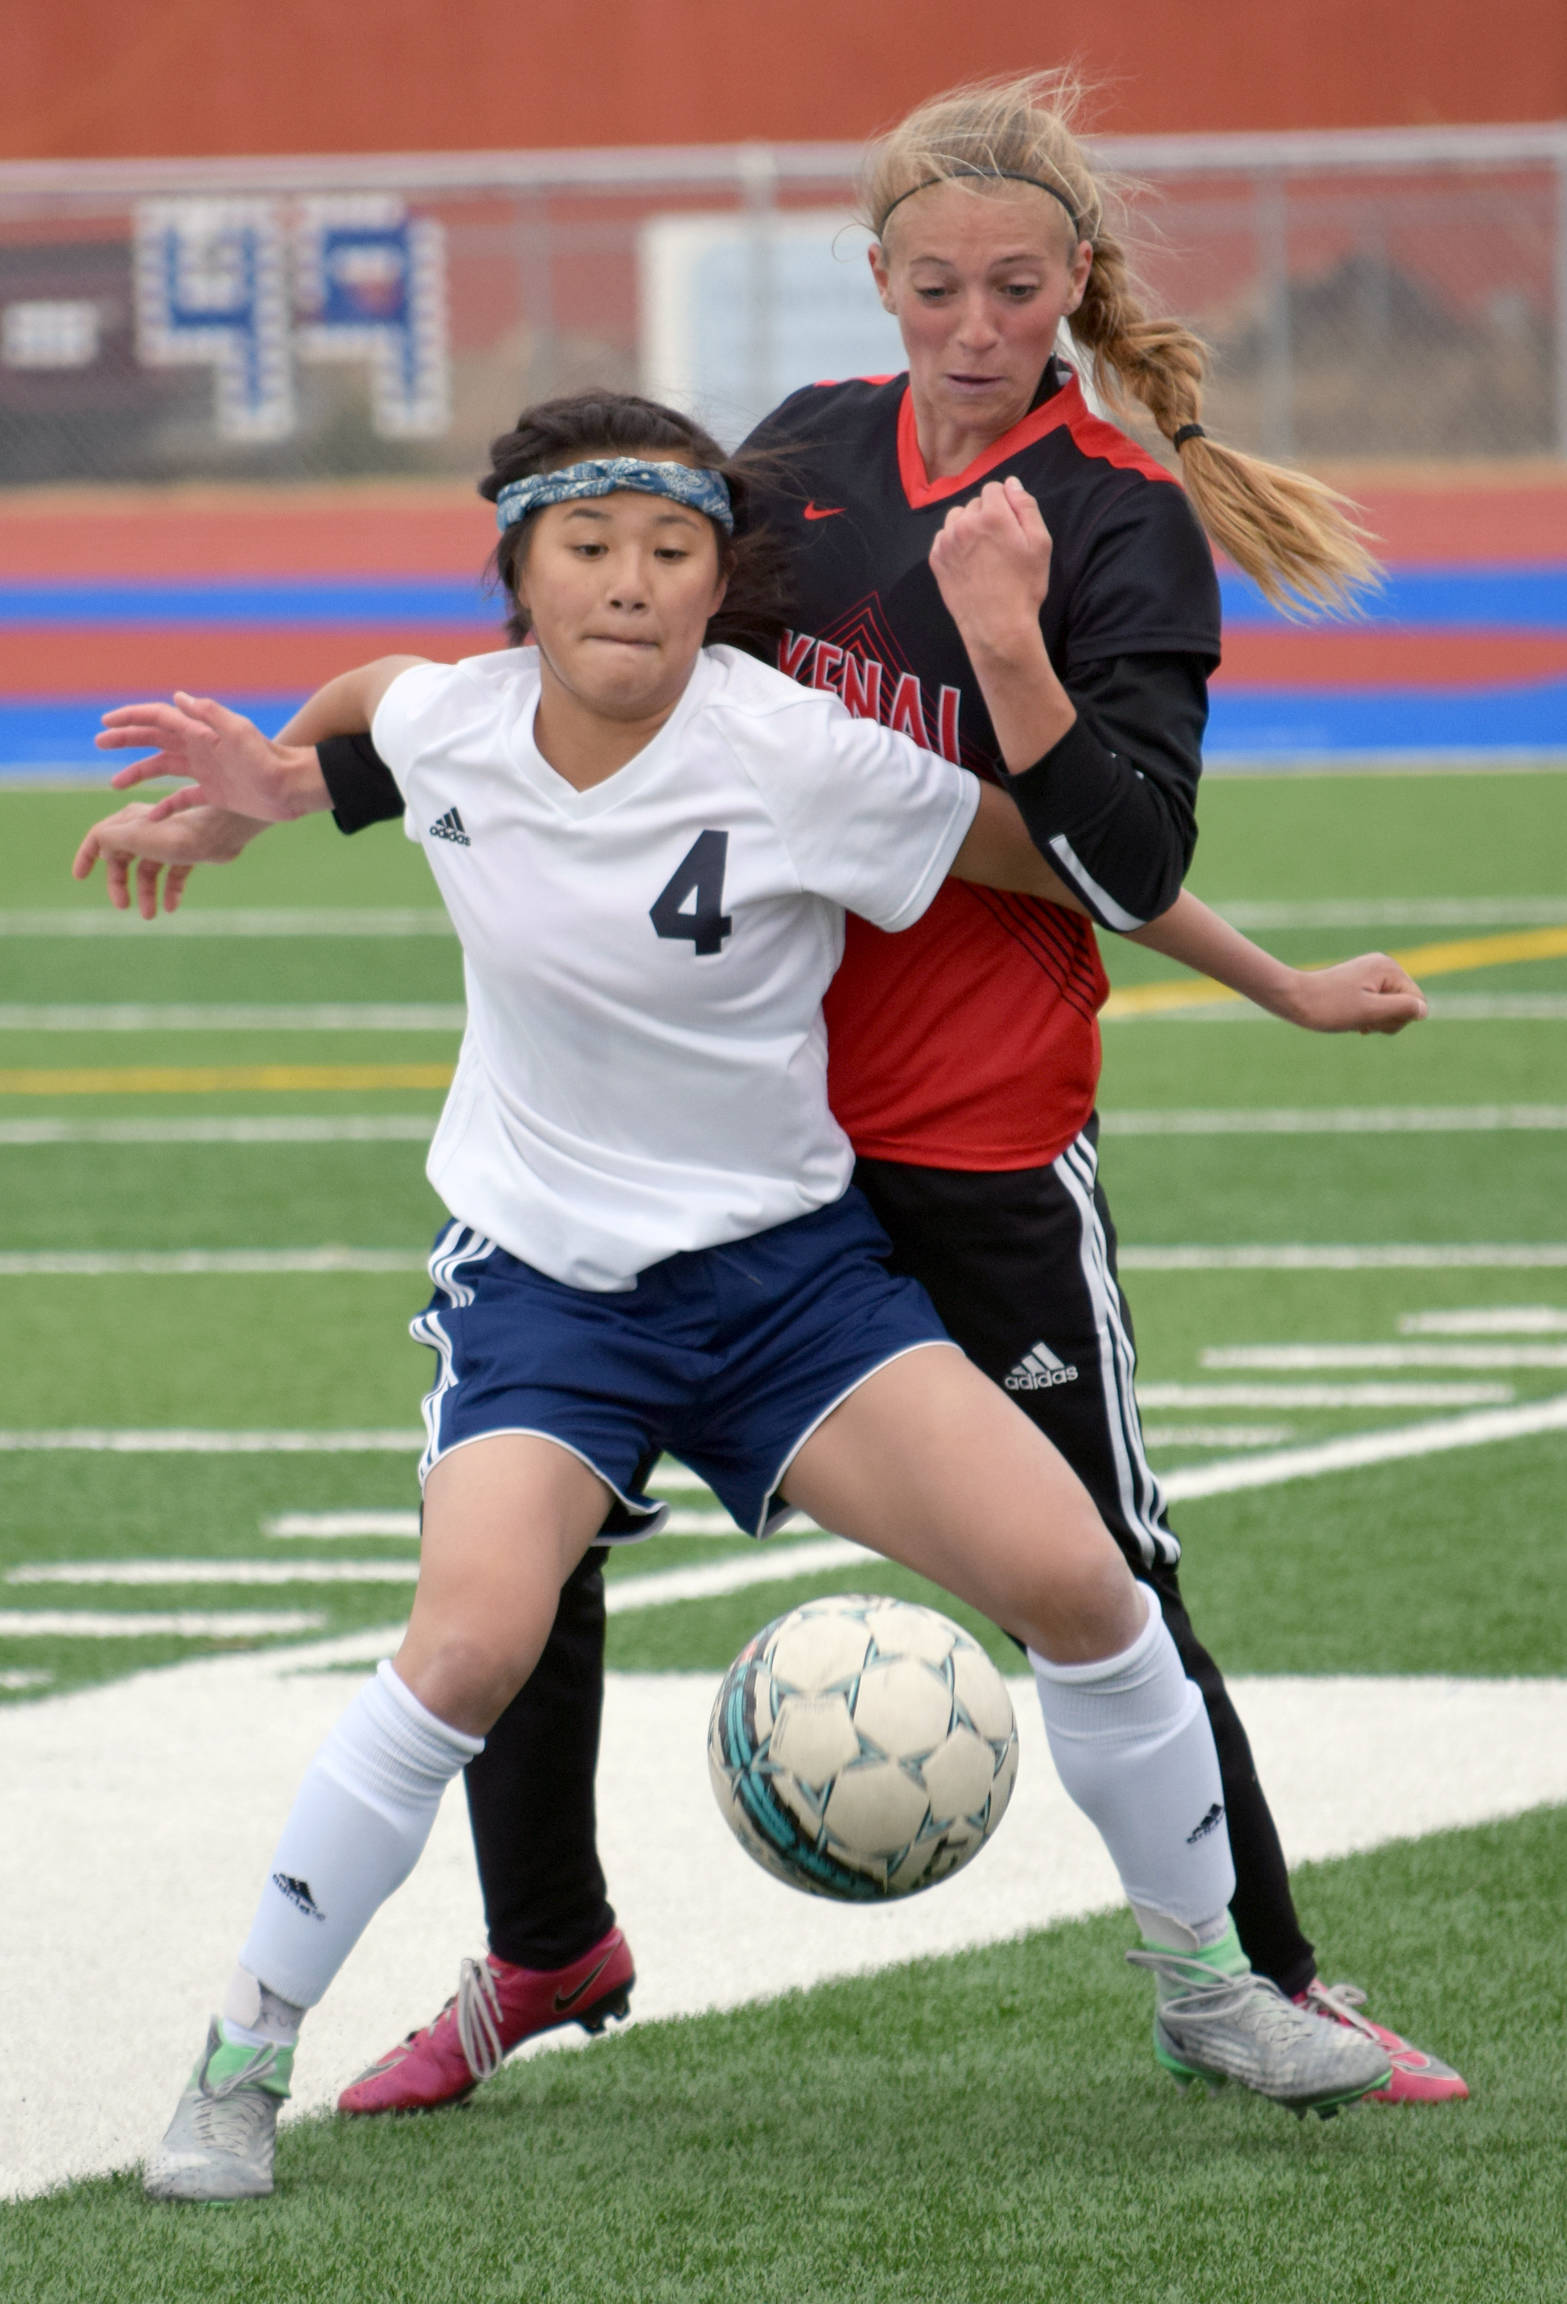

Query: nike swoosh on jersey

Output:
[802, 502, 845, 520]
[552, 1951, 615, 2013]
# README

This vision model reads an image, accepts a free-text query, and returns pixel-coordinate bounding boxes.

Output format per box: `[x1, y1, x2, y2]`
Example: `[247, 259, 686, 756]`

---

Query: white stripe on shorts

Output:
[408, 1225, 664, 1532]
[1053, 1130, 1178, 1568]
[412, 1222, 499, 1482]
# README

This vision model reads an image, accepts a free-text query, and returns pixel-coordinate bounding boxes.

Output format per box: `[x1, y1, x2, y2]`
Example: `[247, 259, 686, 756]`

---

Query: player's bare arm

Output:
[949, 798, 1425, 1036]
[949, 783, 1086, 905]
[1129, 896, 1429, 1035]
[94, 657, 427, 822]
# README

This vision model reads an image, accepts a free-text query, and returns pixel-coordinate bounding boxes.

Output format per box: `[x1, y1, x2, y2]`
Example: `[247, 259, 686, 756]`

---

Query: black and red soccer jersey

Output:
[743, 359, 1222, 1170]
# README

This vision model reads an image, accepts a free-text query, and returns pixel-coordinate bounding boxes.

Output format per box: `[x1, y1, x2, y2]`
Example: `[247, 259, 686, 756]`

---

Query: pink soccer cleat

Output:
[1299, 1980, 1469, 2104]
[338, 1927, 634, 2115]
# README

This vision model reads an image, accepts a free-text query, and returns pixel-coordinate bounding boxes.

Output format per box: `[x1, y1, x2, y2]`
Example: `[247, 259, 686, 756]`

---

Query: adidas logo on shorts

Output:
[429, 806, 471, 846]
[1004, 1341, 1079, 1391]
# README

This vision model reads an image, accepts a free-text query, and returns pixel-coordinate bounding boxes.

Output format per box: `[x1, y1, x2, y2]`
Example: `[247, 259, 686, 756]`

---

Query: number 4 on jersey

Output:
[650, 829, 733, 956]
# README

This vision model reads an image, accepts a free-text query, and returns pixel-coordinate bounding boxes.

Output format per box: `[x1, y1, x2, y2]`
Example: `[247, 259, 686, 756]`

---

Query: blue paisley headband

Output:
[494, 457, 735, 535]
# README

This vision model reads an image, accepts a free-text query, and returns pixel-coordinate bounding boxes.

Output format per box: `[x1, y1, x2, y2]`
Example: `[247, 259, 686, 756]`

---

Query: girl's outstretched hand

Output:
[95, 692, 326, 821]
[928, 476, 1054, 654]
[72, 800, 265, 918]
[1284, 953, 1429, 1034]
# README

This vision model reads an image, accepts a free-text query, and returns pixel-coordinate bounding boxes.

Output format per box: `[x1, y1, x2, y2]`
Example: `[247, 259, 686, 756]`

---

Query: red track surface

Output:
[1332, 478, 1567, 565]
[0, 626, 504, 695]
[1216, 630, 1567, 690]
[3, 477, 1563, 715]
[9, 627, 1563, 702]
[0, 491, 488, 578]
[3, 475, 1564, 580]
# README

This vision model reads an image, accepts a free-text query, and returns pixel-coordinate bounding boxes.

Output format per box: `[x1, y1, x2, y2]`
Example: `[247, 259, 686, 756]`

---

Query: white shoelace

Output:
[1125, 1949, 1305, 2043]
[191, 2043, 283, 2150]
[455, 1956, 506, 2082]
[1303, 1979, 1380, 2038]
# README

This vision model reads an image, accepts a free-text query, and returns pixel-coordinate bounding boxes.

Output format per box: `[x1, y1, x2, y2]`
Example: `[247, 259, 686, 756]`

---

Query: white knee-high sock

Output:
[1030, 1585, 1236, 1935]
[237, 1661, 482, 2010]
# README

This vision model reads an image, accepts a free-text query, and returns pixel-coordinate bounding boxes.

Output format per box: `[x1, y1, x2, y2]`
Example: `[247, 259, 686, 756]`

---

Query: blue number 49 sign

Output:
[134, 194, 450, 443]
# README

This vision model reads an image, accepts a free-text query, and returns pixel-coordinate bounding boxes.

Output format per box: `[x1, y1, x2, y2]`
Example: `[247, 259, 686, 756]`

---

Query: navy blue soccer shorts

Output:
[410, 1187, 954, 1540]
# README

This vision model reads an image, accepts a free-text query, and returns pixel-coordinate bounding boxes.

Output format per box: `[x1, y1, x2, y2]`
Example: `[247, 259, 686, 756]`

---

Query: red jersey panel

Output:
[746, 366, 1220, 1171]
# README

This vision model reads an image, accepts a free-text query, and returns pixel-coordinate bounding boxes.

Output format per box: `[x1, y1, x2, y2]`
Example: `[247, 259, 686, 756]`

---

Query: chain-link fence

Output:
[1, 122, 1563, 486]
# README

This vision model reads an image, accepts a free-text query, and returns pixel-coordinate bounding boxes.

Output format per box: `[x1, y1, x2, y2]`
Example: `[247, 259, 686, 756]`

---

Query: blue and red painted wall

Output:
[1, 472, 1563, 776]
[1212, 476, 1567, 758]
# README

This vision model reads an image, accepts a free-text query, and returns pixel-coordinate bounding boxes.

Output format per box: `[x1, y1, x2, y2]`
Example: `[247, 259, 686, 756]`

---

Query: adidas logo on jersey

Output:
[429, 806, 470, 846]
[1004, 1341, 1079, 1391]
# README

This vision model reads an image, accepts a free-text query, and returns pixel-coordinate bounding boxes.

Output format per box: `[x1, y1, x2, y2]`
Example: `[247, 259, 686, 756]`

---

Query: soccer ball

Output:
[707, 1593, 1019, 1900]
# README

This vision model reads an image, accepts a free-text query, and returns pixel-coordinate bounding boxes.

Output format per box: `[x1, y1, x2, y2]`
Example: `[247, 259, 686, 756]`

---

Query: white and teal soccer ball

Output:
[707, 1593, 1019, 1900]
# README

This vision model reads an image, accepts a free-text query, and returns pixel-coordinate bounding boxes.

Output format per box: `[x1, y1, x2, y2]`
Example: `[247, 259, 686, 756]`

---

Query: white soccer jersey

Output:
[371, 644, 979, 1290]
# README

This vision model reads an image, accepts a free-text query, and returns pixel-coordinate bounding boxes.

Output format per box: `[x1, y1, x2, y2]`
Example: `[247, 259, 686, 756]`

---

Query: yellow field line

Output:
[1104, 924, 1567, 1020]
[0, 1064, 455, 1096]
[1383, 926, 1567, 976]
[1102, 979, 1247, 1019]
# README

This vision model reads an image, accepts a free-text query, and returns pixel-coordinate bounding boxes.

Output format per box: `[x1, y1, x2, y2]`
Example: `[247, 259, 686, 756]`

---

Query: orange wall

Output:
[7, 0, 1566, 160]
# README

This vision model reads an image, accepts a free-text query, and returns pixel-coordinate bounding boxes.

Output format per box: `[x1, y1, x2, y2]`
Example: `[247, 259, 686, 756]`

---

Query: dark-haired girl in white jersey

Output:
[88, 422, 1420, 2200]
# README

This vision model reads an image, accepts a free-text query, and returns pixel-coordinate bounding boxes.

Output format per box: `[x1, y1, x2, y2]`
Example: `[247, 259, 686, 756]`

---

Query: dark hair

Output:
[478, 390, 793, 659]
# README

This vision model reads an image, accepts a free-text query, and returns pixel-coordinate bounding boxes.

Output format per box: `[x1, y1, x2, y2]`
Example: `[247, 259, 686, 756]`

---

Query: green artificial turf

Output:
[2, 772, 1563, 2295]
[2, 1806, 1561, 2304]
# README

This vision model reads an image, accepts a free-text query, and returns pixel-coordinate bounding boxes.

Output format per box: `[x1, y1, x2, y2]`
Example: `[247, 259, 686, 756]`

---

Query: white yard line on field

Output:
[0, 1248, 1561, 1289]
[3, 1239, 1562, 1280]
[263, 1505, 740, 1541]
[0, 1117, 438, 1147]
[648, 1462, 714, 1495]
[632, 1509, 743, 1537]
[0, 1610, 322, 1638]
[0, 1004, 464, 1032]
[1414, 996, 1567, 1021]
[0, 1249, 430, 1276]
[9, 1526, 825, 1592]
[0, 1242, 1557, 1284]
[4, 1399, 1556, 1660]
[1159, 1392, 1567, 1503]
[1103, 1104, 1567, 1134]
[1214, 897, 1567, 930]
[0, 909, 454, 939]
[1205, 1343, 1567, 1370]
[0, 1429, 422, 1452]
[1137, 1381, 1511, 1408]
[2, 1659, 1564, 2198]
[9, 898, 1564, 938]
[264, 1512, 422, 1539]
[11, 1562, 422, 1587]
[178, 1389, 1567, 1649]
[1105, 995, 1567, 1024]
[0, 1386, 1524, 1465]
[1140, 1423, 1294, 1448]
[1120, 1244, 1567, 1271]
[603, 1539, 859, 1612]
[1400, 1307, 1567, 1335]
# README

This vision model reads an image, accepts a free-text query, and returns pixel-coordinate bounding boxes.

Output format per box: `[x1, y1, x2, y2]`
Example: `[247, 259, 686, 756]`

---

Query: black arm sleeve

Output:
[317, 732, 404, 835]
[1004, 652, 1207, 929]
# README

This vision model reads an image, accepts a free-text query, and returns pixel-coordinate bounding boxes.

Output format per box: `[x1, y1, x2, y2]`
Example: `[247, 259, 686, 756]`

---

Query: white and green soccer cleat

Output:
[143, 2021, 294, 2201]
[1127, 1947, 1392, 2117]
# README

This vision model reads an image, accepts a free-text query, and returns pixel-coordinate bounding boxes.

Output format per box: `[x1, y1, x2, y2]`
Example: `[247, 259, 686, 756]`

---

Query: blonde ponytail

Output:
[862, 72, 1380, 615]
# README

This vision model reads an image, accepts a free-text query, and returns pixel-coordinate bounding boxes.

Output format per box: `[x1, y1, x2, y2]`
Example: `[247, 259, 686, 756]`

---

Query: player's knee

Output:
[394, 1628, 534, 1738]
[1014, 1520, 1142, 1666]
